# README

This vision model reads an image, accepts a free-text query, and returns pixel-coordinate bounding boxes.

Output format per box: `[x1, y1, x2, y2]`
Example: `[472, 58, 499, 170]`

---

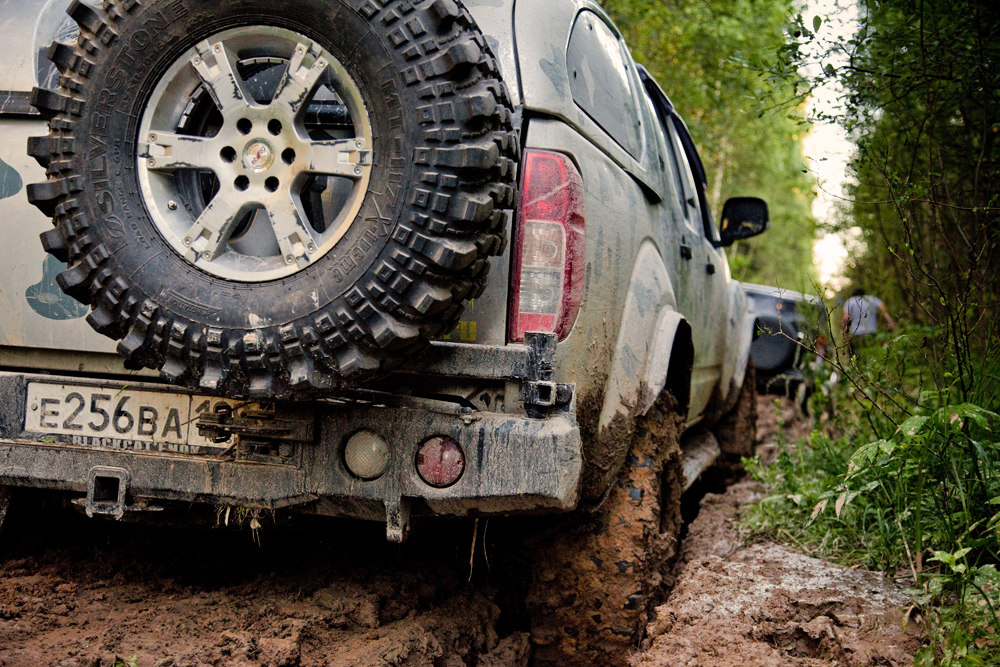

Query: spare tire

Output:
[26, 0, 517, 399]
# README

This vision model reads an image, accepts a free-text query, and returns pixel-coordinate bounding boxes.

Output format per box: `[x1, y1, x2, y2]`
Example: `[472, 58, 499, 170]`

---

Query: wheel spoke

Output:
[272, 41, 329, 115]
[305, 138, 373, 178]
[144, 132, 216, 171]
[264, 199, 318, 269]
[181, 190, 255, 262]
[191, 39, 256, 117]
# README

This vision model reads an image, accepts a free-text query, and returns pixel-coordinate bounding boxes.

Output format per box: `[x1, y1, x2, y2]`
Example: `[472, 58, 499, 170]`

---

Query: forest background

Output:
[601, 0, 817, 290]
[602, 0, 1000, 662]
[602, 0, 998, 337]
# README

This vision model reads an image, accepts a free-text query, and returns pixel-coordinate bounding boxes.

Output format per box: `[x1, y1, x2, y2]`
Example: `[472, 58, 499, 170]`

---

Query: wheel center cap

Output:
[243, 138, 275, 173]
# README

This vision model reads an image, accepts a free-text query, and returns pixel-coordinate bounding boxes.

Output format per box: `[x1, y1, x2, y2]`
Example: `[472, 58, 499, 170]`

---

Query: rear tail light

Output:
[416, 436, 465, 487]
[509, 150, 585, 342]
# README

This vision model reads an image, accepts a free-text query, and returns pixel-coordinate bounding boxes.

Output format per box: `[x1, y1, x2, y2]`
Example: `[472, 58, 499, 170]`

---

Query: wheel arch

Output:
[581, 241, 692, 499]
[640, 313, 692, 419]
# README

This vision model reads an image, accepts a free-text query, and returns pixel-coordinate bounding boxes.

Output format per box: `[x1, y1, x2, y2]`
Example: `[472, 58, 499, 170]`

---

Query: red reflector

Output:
[509, 150, 585, 342]
[416, 436, 465, 488]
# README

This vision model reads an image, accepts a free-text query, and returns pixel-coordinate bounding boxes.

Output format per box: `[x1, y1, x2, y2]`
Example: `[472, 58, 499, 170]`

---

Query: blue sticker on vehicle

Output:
[26, 255, 89, 320]
[0, 155, 23, 201]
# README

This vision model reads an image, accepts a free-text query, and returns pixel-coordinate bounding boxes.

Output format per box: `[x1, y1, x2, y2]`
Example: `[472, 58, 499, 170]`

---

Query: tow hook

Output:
[195, 402, 316, 443]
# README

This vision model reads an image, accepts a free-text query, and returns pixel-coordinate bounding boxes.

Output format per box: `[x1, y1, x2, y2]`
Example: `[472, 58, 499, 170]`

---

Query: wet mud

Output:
[0, 505, 530, 667]
[635, 479, 923, 666]
[0, 397, 920, 666]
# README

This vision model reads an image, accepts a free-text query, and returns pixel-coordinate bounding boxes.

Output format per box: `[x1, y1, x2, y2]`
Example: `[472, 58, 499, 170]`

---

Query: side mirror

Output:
[718, 197, 769, 246]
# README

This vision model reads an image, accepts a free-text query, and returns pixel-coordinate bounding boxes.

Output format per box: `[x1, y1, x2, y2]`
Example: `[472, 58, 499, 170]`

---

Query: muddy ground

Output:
[0, 397, 921, 666]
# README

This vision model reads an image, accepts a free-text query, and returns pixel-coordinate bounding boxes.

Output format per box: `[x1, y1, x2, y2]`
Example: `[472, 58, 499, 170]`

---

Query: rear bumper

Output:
[0, 367, 582, 537]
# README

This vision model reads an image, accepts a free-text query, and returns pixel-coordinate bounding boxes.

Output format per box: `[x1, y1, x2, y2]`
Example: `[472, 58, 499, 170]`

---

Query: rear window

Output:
[566, 11, 642, 158]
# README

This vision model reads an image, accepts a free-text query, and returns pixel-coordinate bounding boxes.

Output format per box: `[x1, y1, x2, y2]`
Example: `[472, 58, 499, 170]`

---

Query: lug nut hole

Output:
[220, 146, 236, 163]
[264, 177, 280, 192]
[281, 148, 296, 165]
[234, 175, 250, 191]
[236, 118, 253, 135]
[267, 119, 283, 136]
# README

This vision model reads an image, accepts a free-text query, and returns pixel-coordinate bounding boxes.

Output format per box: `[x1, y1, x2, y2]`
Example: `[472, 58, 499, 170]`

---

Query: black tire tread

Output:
[710, 362, 758, 483]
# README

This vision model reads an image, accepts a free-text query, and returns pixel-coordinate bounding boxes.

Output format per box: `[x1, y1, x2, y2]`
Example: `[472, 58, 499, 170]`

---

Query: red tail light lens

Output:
[509, 150, 586, 342]
[416, 436, 465, 488]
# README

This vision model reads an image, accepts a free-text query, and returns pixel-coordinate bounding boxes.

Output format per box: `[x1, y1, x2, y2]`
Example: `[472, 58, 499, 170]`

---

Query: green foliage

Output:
[914, 565, 1000, 665]
[812, 0, 996, 380]
[746, 0, 1000, 657]
[600, 0, 817, 289]
[745, 329, 1000, 664]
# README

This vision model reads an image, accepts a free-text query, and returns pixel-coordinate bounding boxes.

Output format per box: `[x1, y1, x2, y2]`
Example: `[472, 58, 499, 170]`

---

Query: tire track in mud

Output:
[0, 396, 917, 667]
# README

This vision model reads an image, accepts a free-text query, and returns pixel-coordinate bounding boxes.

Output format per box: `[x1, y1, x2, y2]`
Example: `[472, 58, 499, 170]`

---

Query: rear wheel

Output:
[27, 0, 517, 399]
[528, 393, 685, 667]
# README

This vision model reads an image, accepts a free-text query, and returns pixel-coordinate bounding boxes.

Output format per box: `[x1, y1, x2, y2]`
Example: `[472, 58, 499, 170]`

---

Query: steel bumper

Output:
[0, 370, 582, 539]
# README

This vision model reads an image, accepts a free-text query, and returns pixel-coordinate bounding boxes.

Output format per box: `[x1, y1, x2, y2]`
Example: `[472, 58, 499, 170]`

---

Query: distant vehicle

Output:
[744, 284, 828, 398]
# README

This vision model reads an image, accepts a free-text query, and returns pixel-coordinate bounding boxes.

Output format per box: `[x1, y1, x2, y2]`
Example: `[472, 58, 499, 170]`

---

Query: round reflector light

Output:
[416, 436, 465, 488]
[343, 430, 390, 480]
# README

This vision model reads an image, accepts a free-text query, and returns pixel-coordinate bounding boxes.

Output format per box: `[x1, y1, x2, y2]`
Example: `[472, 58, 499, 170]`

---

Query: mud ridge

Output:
[631, 396, 924, 667]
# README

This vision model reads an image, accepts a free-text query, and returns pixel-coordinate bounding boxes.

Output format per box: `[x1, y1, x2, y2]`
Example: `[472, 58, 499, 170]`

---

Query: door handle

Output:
[680, 244, 692, 260]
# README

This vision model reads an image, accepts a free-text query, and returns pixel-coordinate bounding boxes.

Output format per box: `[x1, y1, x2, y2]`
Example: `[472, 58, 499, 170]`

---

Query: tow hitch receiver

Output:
[86, 466, 130, 519]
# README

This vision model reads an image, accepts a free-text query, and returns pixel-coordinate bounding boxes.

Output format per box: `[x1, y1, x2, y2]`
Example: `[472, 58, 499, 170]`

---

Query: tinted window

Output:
[661, 117, 689, 219]
[567, 11, 642, 158]
[666, 123, 702, 235]
[671, 115, 720, 243]
[643, 77, 699, 234]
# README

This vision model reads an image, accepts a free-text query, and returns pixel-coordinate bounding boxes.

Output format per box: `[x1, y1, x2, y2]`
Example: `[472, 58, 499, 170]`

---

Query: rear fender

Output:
[583, 242, 692, 498]
[596, 242, 677, 435]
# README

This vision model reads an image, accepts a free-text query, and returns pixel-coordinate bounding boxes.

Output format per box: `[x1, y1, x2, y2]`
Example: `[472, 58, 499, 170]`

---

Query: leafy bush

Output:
[745, 330, 1000, 665]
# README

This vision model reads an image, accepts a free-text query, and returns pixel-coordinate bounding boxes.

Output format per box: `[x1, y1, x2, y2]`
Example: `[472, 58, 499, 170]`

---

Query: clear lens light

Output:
[519, 269, 561, 313]
[344, 430, 391, 480]
[523, 220, 565, 268]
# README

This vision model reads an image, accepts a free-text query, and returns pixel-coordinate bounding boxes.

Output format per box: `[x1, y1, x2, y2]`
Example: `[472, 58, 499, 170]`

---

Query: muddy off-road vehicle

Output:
[746, 284, 829, 397]
[0, 0, 769, 661]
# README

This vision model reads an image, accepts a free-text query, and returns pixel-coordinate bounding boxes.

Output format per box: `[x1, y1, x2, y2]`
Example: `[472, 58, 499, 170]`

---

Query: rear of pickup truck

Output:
[0, 0, 588, 541]
[0, 0, 757, 544]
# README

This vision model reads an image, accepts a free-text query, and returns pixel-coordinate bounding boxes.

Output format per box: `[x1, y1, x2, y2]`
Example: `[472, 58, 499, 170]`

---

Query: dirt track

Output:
[0, 397, 921, 666]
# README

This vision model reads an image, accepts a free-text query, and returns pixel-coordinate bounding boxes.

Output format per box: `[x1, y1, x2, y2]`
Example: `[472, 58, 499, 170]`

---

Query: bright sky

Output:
[803, 0, 861, 298]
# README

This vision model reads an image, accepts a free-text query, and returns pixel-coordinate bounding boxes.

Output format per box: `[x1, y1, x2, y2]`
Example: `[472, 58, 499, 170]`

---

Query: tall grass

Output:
[744, 327, 1000, 665]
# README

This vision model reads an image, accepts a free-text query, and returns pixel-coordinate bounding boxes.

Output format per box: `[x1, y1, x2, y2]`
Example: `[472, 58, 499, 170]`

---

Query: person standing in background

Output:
[842, 287, 896, 354]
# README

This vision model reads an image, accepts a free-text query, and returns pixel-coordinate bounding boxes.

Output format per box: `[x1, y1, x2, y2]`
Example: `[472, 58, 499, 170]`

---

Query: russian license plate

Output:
[25, 382, 231, 454]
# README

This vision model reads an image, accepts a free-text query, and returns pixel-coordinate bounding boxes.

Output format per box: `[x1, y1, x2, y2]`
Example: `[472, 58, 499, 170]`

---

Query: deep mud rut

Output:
[0, 397, 922, 666]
